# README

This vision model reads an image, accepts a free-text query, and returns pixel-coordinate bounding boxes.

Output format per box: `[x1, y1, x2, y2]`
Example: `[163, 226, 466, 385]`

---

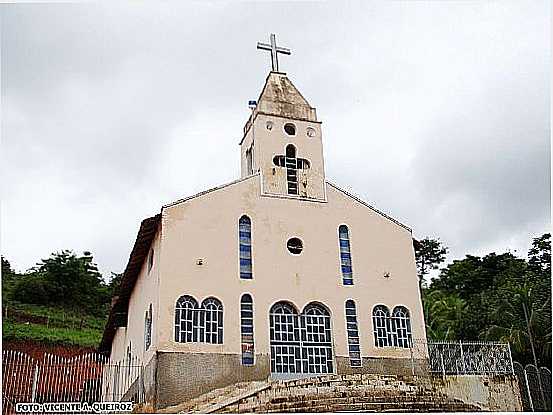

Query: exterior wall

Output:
[422, 375, 523, 411]
[156, 352, 270, 407]
[157, 174, 425, 362]
[110, 327, 127, 362]
[241, 113, 325, 200]
[110, 226, 161, 365]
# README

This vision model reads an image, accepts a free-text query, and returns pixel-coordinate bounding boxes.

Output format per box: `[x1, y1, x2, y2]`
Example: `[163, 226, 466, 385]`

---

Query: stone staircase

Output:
[160, 374, 484, 413]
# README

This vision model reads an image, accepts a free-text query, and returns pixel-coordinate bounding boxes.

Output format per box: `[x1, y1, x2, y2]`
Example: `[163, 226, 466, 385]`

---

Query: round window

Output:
[266, 121, 274, 131]
[287, 237, 303, 255]
[306, 127, 316, 137]
[284, 123, 296, 136]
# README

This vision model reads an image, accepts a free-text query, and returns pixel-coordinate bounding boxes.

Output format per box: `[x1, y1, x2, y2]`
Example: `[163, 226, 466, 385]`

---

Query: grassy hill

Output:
[2, 252, 113, 350]
[2, 300, 106, 348]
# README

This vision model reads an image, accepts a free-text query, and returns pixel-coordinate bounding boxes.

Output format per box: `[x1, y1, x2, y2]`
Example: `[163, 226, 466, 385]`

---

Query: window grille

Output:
[372, 305, 412, 348]
[285, 144, 298, 195]
[338, 225, 353, 285]
[240, 294, 255, 365]
[175, 296, 198, 343]
[372, 305, 391, 347]
[202, 298, 223, 344]
[144, 304, 152, 351]
[174, 296, 223, 344]
[239, 215, 253, 279]
[345, 300, 362, 367]
[391, 306, 412, 348]
[270, 302, 334, 376]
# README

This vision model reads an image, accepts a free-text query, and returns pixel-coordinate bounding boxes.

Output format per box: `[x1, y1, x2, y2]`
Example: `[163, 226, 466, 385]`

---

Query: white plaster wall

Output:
[242, 113, 325, 200]
[110, 226, 161, 365]
[156, 174, 425, 360]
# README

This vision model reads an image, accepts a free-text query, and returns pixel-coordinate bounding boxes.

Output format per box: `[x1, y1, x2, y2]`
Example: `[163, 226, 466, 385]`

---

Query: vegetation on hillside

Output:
[2, 251, 118, 348]
[418, 233, 551, 368]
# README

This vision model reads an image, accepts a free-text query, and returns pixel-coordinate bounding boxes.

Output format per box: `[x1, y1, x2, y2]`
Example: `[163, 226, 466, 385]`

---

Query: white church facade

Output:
[100, 36, 427, 408]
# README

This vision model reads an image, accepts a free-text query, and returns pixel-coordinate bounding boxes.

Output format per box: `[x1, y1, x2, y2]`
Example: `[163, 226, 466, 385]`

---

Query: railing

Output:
[2, 350, 144, 414]
[2, 340, 516, 412]
[410, 340, 514, 376]
[514, 362, 552, 412]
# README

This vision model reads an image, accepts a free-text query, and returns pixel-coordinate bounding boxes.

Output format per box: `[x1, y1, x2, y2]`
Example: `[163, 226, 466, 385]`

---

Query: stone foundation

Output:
[155, 352, 270, 407]
[423, 374, 523, 411]
[149, 352, 522, 411]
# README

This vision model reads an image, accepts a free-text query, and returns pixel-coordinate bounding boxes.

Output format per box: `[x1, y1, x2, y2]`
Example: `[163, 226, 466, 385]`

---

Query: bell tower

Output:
[240, 35, 326, 201]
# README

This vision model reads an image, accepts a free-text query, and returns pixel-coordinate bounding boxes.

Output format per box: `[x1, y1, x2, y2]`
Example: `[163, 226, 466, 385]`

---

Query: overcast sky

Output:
[2, 1, 550, 277]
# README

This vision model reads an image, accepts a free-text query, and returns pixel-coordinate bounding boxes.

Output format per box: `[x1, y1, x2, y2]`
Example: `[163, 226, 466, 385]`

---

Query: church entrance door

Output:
[269, 302, 334, 379]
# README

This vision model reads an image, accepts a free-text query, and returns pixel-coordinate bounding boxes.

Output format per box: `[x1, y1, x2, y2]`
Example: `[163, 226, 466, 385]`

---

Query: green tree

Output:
[527, 233, 551, 275]
[414, 238, 448, 288]
[2, 256, 18, 301]
[108, 272, 123, 295]
[485, 282, 551, 367]
[483, 234, 552, 366]
[424, 233, 551, 367]
[12, 250, 107, 315]
[423, 289, 467, 340]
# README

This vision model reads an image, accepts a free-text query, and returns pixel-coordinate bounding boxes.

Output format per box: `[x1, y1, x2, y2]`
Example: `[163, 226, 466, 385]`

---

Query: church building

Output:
[99, 34, 427, 408]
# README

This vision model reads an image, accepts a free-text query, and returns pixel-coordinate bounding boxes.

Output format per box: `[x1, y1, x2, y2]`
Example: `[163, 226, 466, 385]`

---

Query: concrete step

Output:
[168, 374, 484, 413]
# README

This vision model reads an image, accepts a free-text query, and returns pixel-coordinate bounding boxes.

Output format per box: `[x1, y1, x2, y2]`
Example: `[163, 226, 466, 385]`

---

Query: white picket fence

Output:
[2, 350, 144, 413]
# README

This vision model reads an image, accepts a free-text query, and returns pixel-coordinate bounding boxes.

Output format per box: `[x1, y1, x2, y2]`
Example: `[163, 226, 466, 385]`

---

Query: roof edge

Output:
[326, 181, 412, 233]
[163, 173, 260, 209]
[98, 213, 161, 353]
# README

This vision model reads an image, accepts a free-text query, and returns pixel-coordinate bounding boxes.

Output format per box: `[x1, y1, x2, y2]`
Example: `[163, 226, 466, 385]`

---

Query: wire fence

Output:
[2, 350, 144, 414]
[513, 362, 552, 412]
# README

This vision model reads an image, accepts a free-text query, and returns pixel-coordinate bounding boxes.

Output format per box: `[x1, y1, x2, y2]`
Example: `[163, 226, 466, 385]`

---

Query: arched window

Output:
[144, 304, 152, 351]
[301, 303, 333, 374]
[240, 294, 254, 365]
[239, 215, 253, 279]
[392, 306, 412, 348]
[338, 225, 353, 285]
[269, 302, 299, 374]
[302, 303, 331, 344]
[175, 295, 199, 343]
[202, 298, 223, 344]
[269, 302, 334, 375]
[345, 300, 362, 367]
[372, 305, 391, 347]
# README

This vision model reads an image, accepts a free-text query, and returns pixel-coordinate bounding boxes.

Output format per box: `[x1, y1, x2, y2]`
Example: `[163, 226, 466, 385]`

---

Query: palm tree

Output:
[484, 282, 551, 367]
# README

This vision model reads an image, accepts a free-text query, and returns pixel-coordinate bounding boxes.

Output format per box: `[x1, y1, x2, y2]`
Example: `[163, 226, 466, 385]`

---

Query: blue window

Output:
[240, 294, 255, 365]
[339, 225, 353, 285]
[239, 216, 253, 279]
[345, 300, 362, 367]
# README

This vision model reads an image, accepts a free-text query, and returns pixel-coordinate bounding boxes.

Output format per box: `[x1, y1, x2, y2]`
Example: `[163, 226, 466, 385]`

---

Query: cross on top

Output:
[257, 34, 291, 72]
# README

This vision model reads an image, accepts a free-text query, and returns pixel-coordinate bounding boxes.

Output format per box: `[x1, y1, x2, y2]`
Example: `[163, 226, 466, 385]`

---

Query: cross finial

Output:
[257, 34, 291, 73]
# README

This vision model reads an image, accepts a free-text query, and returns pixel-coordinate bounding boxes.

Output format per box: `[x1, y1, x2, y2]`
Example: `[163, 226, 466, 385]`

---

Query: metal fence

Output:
[513, 362, 552, 412]
[2, 350, 144, 414]
[410, 340, 514, 376]
[2, 340, 515, 413]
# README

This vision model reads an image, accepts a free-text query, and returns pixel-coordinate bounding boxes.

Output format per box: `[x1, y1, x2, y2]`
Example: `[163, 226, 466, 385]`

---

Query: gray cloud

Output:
[1, 1, 550, 276]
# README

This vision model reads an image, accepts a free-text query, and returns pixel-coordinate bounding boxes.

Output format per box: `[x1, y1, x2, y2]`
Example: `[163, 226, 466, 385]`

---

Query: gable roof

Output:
[99, 214, 161, 353]
[326, 181, 412, 232]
